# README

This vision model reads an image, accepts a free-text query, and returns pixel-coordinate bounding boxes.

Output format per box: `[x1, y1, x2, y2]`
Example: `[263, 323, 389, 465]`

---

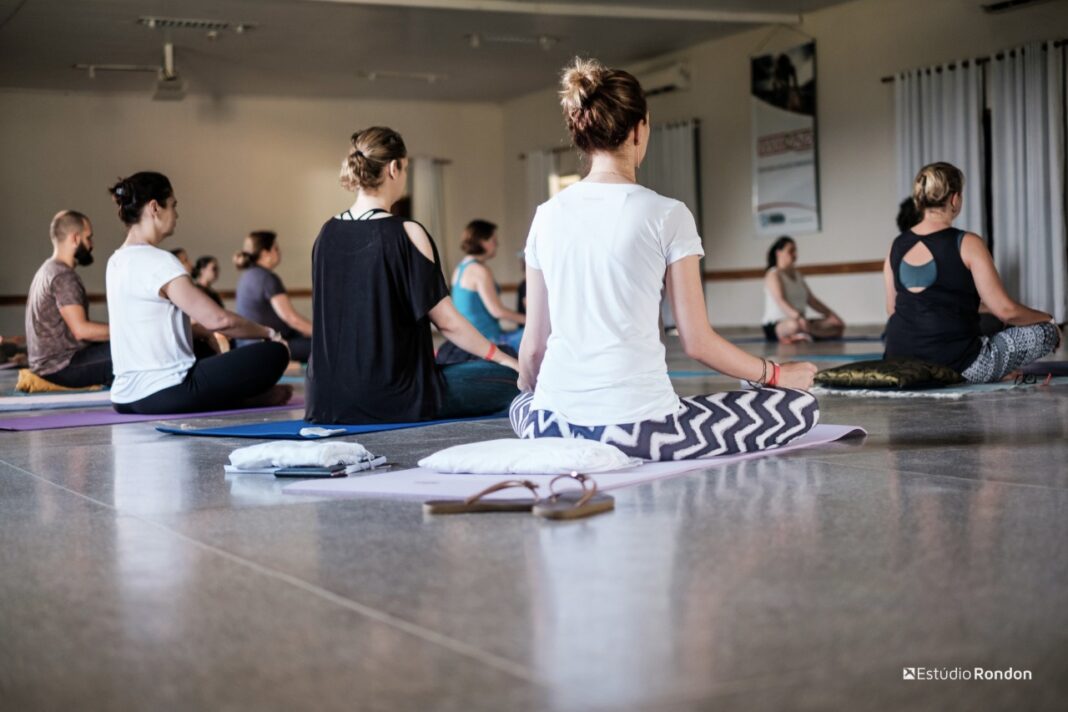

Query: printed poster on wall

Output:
[751, 41, 820, 235]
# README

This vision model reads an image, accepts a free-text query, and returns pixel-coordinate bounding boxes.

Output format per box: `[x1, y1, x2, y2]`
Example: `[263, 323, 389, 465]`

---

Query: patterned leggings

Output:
[509, 388, 820, 461]
[961, 322, 1060, 384]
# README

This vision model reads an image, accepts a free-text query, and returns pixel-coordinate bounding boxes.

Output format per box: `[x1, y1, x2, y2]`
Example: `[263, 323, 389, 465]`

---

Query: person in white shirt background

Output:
[105, 171, 291, 414]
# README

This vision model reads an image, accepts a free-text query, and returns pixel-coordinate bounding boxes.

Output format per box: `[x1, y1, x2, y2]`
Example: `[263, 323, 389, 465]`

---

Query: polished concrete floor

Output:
[1, 330, 1067, 711]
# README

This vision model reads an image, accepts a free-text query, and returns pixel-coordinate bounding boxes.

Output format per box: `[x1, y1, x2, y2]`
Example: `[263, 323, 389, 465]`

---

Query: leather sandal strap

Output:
[463, 479, 540, 506]
[547, 471, 596, 509]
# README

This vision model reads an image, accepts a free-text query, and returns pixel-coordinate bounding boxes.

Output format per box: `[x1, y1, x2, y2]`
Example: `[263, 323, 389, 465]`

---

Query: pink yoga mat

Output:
[283, 425, 867, 500]
[0, 397, 305, 431]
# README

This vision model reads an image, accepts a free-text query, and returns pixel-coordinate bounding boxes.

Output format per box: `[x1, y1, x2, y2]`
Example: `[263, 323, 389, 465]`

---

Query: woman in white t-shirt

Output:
[763, 236, 844, 343]
[105, 172, 291, 414]
[510, 59, 819, 461]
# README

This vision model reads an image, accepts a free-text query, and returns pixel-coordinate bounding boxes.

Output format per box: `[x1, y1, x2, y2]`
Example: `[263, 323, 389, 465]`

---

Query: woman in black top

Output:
[306, 127, 519, 424]
[883, 162, 1059, 382]
[192, 255, 224, 307]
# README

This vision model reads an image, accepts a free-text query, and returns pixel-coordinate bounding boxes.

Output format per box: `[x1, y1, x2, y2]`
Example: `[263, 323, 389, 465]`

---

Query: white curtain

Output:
[894, 61, 984, 232]
[410, 156, 447, 264]
[524, 148, 555, 228]
[990, 42, 1067, 322]
[640, 120, 700, 216]
[640, 120, 701, 329]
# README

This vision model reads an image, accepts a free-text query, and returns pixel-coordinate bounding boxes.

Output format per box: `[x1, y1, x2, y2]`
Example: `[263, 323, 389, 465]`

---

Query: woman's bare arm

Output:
[468, 263, 526, 324]
[883, 255, 896, 316]
[960, 234, 1052, 325]
[164, 275, 274, 340]
[269, 293, 313, 337]
[670, 256, 815, 388]
[517, 266, 550, 392]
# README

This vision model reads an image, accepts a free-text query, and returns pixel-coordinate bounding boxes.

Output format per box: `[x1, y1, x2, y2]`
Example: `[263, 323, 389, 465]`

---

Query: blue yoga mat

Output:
[157, 414, 506, 440]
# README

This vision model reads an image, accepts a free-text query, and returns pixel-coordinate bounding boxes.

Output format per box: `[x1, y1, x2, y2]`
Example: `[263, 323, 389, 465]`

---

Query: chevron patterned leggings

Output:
[509, 388, 820, 461]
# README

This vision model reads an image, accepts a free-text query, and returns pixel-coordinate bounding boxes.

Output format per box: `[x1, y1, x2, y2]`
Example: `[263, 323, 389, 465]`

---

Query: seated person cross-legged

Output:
[883, 162, 1061, 383]
[25, 210, 112, 388]
[305, 126, 520, 425]
[105, 172, 291, 415]
[511, 59, 819, 462]
[437, 219, 526, 365]
[234, 231, 312, 363]
[762, 236, 844, 343]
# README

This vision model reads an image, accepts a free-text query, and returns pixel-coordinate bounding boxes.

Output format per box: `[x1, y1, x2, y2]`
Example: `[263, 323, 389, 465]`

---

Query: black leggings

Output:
[237, 336, 310, 363]
[114, 341, 289, 415]
[43, 342, 114, 388]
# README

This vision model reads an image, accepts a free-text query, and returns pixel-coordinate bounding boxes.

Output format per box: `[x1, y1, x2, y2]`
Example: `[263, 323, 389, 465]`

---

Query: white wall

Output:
[500, 0, 1068, 326]
[4, 0, 1066, 335]
[0, 90, 505, 333]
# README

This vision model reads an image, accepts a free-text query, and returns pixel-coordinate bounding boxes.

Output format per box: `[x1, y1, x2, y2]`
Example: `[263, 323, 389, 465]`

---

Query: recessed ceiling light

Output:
[356, 70, 447, 84]
[464, 33, 560, 51]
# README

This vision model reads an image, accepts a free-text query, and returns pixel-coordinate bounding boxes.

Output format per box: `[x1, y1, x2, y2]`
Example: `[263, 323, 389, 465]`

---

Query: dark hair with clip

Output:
[107, 172, 174, 226]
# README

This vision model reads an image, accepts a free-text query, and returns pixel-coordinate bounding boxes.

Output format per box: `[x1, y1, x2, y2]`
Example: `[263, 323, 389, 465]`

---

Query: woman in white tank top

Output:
[763, 236, 844, 343]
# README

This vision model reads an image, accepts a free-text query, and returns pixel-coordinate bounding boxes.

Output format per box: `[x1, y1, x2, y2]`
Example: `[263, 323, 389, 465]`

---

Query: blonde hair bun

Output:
[912, 161, 964, 211]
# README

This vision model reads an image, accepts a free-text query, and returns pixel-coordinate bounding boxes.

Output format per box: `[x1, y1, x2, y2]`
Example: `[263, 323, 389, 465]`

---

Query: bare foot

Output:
[1000, 370, 1022, 383]
[239, 384, 294, 408]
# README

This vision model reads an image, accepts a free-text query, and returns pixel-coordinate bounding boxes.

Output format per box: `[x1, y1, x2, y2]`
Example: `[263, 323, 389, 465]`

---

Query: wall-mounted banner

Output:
[751, 41, 820, 236]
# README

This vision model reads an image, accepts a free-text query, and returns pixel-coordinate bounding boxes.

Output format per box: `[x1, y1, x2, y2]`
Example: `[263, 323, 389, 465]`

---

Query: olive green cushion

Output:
[815, 358, 964, 390]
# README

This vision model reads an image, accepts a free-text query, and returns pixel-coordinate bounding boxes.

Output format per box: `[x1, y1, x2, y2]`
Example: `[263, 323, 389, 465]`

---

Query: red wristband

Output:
[484, 343, 497, 361]
[767, 362, 780, 387]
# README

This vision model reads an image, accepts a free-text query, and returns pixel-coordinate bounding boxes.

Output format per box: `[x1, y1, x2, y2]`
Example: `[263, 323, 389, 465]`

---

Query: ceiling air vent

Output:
[138, 16, 255, 33]
[637, 63, 690, 97]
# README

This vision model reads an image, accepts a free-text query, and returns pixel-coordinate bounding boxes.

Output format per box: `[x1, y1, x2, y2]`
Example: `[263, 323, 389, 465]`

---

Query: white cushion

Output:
[418, 438, 639, 475]
[229, 441, 372, 470]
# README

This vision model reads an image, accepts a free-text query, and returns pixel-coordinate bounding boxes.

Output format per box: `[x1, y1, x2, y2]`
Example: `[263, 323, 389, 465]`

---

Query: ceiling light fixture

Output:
[464, 33, 560, 50]
[73, 41, 185, 101]
[357, 70, 447, 84]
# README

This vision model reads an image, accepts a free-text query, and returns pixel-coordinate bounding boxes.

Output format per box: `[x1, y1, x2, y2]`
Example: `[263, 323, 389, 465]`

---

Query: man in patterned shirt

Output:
[25, 210, 112, 387]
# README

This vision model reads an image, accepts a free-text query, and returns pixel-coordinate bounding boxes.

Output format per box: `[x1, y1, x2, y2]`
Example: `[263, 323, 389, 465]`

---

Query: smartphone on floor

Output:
[274, 466, 347, 478]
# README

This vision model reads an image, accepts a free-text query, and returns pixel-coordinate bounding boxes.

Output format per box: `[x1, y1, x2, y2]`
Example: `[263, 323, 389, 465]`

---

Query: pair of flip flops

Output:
[424, 472, 614, 520]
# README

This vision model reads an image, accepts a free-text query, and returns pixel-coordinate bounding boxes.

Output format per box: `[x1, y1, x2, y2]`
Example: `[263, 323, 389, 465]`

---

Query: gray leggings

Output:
[961, 322, 1060, 384]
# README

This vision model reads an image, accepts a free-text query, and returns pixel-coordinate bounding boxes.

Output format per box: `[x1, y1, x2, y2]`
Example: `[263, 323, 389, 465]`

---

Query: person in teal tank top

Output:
[448, 219, 525, 354]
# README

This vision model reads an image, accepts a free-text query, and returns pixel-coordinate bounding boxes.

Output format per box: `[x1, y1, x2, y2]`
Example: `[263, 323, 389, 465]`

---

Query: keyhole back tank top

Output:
[883, 227, 981, 373]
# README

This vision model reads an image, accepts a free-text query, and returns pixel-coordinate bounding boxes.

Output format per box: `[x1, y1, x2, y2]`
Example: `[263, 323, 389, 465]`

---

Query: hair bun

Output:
[560, 58, 605, 113]
[558, 57, 646, 155]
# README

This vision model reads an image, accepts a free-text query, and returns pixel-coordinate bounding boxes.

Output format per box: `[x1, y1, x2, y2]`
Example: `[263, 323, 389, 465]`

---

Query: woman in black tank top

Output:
[305, 127, 520, 424]
[883, 162, 1059, 381]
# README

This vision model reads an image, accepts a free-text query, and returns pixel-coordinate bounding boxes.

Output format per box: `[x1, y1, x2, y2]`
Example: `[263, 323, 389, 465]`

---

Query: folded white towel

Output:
[229, 441, 374, 470]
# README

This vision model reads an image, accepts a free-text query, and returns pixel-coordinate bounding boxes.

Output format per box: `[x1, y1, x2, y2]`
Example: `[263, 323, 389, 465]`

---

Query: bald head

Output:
[50, 210, 90, 243]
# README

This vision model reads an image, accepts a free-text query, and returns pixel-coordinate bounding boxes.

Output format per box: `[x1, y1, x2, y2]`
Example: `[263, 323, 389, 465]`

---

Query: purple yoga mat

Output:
[0, 397, 305, 431]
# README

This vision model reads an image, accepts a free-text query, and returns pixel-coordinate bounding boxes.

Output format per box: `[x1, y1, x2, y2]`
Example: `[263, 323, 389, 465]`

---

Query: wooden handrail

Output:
[0, 260, 884, 306]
